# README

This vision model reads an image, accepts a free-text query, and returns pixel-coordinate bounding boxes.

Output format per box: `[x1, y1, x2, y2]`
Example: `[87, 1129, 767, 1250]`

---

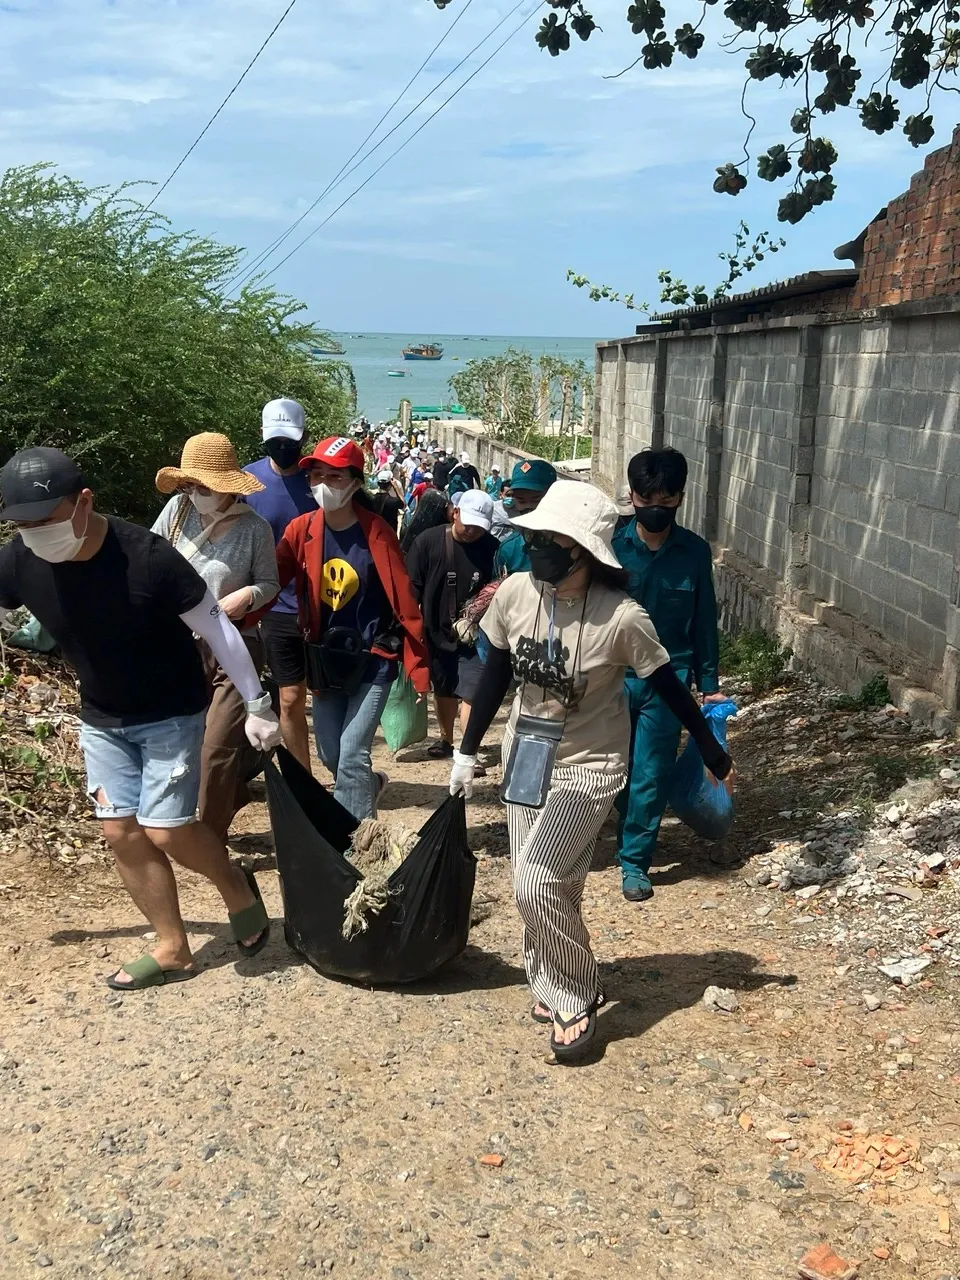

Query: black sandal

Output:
[550, 1002, 599, 1061]
[426, 739, 454, 759]
[230, 866, 270, 958]
[531, 1004, 552, 1024]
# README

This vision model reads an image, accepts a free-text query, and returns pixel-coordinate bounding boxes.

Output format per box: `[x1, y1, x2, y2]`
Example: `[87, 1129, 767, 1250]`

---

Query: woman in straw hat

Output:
[154, 433, 280, 840]
[448, 480, 735, 1062]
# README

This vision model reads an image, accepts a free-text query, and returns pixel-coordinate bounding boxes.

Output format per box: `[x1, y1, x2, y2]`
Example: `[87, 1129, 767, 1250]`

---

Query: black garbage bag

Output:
[264, 747, 476, 984]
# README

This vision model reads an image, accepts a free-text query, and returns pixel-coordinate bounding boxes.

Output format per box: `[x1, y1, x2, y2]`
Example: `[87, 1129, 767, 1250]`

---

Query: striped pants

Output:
[507, 759, 626, 1015]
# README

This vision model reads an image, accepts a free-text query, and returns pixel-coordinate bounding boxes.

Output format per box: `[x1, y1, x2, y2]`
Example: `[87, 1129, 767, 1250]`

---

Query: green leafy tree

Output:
[567, 221, 785, 312]
[431, 0, 959, 222]
[0, 165, 354, 522]
[449, 348, 593, 457]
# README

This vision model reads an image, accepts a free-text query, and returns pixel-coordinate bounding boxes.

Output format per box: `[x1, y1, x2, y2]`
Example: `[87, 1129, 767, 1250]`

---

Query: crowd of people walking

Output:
[0, 401, 733, 1059]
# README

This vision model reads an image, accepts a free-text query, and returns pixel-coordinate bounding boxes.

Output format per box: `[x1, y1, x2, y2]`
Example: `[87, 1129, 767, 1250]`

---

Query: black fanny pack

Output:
[305, 627, 369, 695]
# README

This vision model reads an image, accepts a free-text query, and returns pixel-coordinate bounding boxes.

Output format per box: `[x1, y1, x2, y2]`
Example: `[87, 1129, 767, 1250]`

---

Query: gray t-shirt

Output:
[152, 497, 279, 610]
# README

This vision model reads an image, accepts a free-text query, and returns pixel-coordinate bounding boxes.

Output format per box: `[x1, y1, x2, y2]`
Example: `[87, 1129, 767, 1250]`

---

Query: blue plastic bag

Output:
[667, 699, 737, 840]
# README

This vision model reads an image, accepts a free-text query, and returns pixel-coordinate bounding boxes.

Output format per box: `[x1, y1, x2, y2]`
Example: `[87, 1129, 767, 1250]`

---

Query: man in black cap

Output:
[0, 447, 283, 991]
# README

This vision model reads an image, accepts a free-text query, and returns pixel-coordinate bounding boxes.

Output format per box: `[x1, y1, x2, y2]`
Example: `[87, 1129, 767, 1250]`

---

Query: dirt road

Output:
[2, 688, 959, 1279]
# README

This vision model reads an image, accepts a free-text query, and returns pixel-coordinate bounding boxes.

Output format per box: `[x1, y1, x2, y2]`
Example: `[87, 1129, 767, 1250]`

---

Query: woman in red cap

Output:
[271, 437, 430, 820]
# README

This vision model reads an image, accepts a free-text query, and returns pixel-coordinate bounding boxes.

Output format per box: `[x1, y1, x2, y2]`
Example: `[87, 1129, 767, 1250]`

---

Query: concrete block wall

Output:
[594, 294, 960, 709]
[623, 343, 658, 461]
[595, 346, 621, 491]
[661, 338, 712, 534]
[718, 329, 800, 578]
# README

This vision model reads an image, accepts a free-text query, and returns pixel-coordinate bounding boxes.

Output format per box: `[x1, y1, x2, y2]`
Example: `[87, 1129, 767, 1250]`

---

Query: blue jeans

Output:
[79, 712, 206, 828]
[311, 682, 390, 821]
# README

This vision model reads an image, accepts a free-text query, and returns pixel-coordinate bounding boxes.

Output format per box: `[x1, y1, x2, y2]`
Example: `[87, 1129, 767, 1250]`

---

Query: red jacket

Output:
[265, 505, 430, 696]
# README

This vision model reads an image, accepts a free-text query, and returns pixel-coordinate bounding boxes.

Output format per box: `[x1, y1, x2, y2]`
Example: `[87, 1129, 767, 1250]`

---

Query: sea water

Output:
[315, 332, 600, 421]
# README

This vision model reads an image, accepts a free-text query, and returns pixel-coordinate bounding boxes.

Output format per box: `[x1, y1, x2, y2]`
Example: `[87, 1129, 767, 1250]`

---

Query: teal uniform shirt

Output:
[611, 520, 719, 693]
[494, 530, 531, 577]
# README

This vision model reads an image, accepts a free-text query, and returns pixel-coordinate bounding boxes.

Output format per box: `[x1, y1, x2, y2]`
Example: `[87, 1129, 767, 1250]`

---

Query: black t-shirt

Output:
[433, 457, 453, 490]
[406, 523, 497, 649]
[0, 517, 208, 727]
[446, 462, 481, 493]
[371, 491, 403, 532]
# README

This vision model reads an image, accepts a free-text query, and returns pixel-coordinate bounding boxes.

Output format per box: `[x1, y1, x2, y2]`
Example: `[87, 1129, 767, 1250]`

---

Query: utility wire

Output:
[147, 0, 301, 211]
[258, 2, 544, 281]
[224, 0, 476, 290]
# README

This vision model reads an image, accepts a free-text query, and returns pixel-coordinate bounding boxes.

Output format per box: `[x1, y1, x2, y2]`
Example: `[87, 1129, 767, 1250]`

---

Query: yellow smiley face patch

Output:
[322, 557, 360, 611]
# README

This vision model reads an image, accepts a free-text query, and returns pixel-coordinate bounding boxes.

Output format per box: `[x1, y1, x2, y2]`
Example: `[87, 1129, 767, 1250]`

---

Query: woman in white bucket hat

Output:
[449, 481, 734, 1061]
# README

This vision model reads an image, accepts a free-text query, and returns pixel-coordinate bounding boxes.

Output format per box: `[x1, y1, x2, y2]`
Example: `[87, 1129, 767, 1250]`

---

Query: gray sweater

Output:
[152, 497, 280, 610]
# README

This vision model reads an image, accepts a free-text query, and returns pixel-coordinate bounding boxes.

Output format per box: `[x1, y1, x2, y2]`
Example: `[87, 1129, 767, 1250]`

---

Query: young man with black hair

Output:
[611, 447, 724, 903]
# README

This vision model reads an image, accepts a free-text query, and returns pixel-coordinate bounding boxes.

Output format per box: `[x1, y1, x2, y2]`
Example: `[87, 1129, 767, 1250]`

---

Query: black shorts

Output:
[259, 612, 306, 687]
[428, 646, 484, 701]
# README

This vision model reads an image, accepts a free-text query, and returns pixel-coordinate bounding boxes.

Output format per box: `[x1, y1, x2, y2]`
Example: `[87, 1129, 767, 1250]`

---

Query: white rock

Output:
[795, 884, 821, 901]
[702, 986, 739, 1014]
[877, 955, 933, 984]
[862, 992, 882, 1012]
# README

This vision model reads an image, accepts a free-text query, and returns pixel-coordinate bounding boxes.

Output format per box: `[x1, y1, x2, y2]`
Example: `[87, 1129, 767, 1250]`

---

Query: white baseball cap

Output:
[491, 464, 501, 472]
[377, 469, 393, 482]
[262, 398, 305, 441]
[456, 490, 494, 532]
[460, 451, 470, 463]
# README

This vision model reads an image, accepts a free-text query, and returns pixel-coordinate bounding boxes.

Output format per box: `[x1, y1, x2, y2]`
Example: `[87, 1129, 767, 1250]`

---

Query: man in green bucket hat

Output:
[494, 459, 558, 577]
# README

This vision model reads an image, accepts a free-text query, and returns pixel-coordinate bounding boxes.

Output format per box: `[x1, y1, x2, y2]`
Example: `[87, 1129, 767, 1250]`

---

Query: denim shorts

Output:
[78, 712, 206, 828]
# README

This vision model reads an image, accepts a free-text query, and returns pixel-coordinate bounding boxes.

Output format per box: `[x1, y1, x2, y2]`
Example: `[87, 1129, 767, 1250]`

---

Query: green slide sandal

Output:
[230, 866, 271, 957]
[106, 954, 196, 991]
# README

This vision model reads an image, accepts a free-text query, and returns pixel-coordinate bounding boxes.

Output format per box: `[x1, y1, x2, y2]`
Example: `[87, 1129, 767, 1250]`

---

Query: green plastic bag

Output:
[381, 671, 428, 753]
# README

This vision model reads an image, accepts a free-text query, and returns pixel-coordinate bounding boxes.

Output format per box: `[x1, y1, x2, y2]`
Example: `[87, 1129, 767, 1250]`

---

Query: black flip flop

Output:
[550, 1003, 599, 1061]
[531, 1004, 552, 1024]
[230, 866, 270, 958]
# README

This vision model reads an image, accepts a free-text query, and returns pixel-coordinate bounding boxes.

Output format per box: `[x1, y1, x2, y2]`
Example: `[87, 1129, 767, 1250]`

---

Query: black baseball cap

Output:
[0, 448, 85, 522]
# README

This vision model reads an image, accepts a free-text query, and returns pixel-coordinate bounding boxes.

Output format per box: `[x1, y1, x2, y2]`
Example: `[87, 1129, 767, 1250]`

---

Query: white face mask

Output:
[188, 489, 229, 516]
[20, 504, 89, 563]
[311, 481, 355, 513]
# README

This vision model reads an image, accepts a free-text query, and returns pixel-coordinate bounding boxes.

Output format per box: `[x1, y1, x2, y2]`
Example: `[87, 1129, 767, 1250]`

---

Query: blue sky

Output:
[4, 0, 952, 336]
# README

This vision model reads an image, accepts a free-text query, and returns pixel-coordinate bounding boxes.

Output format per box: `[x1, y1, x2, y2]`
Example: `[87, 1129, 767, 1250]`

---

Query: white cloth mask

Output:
[20, 508, 89, 563]
[189, 490, 231, 516]
[311, 482, 355, 513]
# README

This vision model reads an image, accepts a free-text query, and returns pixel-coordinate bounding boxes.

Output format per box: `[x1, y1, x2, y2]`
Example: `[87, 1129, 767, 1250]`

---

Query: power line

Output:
[231, 0, 527, 291]
[260, 2, 544, 280]
[224, 0, 476, 290]
[147, 0, 301, 211]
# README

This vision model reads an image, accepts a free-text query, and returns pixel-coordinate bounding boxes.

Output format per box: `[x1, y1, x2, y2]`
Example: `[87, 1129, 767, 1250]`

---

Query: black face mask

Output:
[634, 504, 677, 534]
[525, 537, 577, 587]
[264, 437, 303, 470]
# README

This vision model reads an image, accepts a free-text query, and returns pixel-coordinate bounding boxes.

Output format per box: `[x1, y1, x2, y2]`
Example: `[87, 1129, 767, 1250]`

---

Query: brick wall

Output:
[852, 124, 960, 310]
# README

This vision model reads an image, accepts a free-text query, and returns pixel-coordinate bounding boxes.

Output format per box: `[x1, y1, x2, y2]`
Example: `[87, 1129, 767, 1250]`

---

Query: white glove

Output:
[244, 709, 282, 751]
[449, 749, 477, 799]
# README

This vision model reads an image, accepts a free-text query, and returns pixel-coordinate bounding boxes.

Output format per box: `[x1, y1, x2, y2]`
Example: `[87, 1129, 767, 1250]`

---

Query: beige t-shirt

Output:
[481, 572, 670, 773]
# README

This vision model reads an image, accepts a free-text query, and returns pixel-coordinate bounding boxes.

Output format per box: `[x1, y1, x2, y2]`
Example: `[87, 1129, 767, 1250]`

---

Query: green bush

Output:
[0, 165, 354, 523]
[830, 673, 891, 712]
[718, 628, 792, 694]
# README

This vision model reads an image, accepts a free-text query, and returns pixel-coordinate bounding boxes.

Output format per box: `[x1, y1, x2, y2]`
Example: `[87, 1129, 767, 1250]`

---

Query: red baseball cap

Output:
[299, 436, 365, 472]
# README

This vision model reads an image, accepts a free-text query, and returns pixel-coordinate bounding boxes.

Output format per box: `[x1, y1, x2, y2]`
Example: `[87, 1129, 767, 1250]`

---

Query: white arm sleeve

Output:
[180, 591, 264, 705]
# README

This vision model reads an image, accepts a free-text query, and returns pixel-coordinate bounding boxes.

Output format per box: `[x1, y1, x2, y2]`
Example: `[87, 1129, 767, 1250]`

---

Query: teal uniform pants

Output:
[615, 673, 684, 887]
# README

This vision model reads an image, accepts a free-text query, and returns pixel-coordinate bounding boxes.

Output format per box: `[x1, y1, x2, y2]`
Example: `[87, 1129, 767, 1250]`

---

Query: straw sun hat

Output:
[510, 479, 622, 569]
[155, 433, 265, 496]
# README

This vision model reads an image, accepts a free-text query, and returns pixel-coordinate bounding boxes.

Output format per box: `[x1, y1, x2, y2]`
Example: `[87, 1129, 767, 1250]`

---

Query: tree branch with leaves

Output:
[567, 221, 786, 312]
[431, 0, 959, 222]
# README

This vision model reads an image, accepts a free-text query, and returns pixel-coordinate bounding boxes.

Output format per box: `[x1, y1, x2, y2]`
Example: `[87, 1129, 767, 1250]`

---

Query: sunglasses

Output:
[522, 531, 560, 552]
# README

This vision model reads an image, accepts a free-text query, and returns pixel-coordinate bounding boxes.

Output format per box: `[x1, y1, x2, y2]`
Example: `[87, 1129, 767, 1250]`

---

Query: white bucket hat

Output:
[509, 480, 622, 569]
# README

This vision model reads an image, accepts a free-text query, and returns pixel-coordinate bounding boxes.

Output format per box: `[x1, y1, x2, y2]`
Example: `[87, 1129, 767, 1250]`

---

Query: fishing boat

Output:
[311, 342, 344, 356]
[387, 370, 408, 378]
[402, 343, 444, 361]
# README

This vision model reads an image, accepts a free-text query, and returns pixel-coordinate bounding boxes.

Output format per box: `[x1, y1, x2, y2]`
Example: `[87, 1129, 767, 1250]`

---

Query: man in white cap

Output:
[446, 451, 481, 498]
[407, 490, 498, 759]
[243, 398, 317, 769]
[371, 468, 404, 532]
